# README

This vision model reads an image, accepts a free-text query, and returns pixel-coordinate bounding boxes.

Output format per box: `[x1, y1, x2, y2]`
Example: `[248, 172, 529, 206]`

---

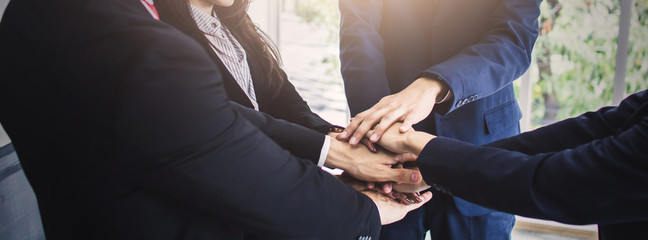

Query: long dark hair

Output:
[155, 0, 285, 93]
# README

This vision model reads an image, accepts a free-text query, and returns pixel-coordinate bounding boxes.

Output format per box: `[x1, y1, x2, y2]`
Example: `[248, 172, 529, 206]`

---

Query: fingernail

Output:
[370, 133, 379, 141]
[349, 136, 358, 145]
[339, 131, 348, 138]
[400, 126, 408, 132]
[415, 197, 422, 202]
[411, 173, 420, 183]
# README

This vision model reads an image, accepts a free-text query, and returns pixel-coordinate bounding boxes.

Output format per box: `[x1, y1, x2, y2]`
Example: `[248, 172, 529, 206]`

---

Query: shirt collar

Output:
[190, 4, 224, 37]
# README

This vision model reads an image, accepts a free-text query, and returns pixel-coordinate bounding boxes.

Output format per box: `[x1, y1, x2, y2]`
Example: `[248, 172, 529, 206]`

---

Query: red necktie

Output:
[140, 0, 160, 20]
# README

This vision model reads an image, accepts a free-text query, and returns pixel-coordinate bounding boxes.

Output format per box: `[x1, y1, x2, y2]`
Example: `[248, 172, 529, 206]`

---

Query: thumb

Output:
[387, 168, 423, 184]
[400, 117, 415, 133]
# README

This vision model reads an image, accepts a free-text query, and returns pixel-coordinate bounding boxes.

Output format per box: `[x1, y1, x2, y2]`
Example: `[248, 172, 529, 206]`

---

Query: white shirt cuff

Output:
[317, 135, 331, 167]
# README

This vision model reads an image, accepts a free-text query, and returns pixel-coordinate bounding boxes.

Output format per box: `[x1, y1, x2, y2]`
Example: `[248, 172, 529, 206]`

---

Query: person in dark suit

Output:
[0, 0, 430, 239]
[372, 89, 648, 240]
[155, 0, 337, 134]
[337, 0, 542, 239]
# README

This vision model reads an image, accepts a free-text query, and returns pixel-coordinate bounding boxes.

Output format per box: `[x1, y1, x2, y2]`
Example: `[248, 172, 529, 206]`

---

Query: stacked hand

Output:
[328, 77, 446, 225]
[337, 173, 432, 225]
[337, 77, 446, 146]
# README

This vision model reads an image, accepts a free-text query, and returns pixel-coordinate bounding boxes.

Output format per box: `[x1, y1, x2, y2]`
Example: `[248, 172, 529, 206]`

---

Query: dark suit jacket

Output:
[417, 90, 648, 239]
[339, 0, 541, 215]
[188, 33, 334, 134]
[0, 0, 380, 239]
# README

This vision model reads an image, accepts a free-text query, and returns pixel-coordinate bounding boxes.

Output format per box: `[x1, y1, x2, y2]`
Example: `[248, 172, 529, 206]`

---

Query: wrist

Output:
[405, 132, 435, 155]
[413, 77, 443, 99]
[415, 76, 450, 103]
[323, 138, 348, 170]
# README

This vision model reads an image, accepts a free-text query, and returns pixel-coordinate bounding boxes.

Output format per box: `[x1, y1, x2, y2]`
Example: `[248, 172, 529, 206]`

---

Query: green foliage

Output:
[533, 0, 648, 125]
[291, 0, 648, 126]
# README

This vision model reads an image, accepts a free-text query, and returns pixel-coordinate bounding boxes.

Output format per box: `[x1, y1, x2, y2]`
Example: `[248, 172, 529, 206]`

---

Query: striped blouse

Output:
[189, 5, 330, 167]
[190, 5, 259, 110]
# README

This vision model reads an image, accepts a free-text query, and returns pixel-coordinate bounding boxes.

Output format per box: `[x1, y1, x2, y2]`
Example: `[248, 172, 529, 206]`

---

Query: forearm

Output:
[231, 101, 325, 163]
[339, 0, 391, 116]
[422, 0, 541, 115]
[417, 125, 648, 225]
[486, 91, 646, 154]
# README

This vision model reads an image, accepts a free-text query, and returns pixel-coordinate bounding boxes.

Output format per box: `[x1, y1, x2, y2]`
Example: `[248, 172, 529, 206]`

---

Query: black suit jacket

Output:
[0, 0, 380, 239]
[417, 90, 648, 239]
[165, 18, 334, 134]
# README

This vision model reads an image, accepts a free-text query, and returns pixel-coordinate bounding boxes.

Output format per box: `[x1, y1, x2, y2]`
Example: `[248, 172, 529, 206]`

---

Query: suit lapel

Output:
[247, 57, 270, 111]
[186, 32, 256, 109]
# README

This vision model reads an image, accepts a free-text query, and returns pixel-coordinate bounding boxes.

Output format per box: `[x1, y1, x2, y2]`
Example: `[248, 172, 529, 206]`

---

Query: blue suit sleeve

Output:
[417, 91, 648, 225]
[422, 0, 541, 114]
[339, 0, 391, 116]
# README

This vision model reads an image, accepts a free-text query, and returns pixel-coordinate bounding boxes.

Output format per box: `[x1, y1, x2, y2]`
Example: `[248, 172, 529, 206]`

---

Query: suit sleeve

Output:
[260, 70, 334, 133]
[417, 92, 648, 225]
[47, 2, 381, 238]
[485, 91, 647, 154]
[421, 0, 542, 115]
[339, 0, 391, 116]
[230, 101, 325, 163]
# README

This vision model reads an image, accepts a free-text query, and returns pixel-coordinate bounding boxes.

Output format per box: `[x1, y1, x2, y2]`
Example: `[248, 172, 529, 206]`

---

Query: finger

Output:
[395, 192, 411, 205]
[404, 193, 422, 203]
[361, 138, 377, 152]
[366, 182, 375, 190]
[371, 183, 389, 194]
[350, 108, 391, 145]
[335, 133, 347, 141]
[387, 168, 423, 184]
[399, 117, 416, 133]
[340, 115, 364, 140]
[370, 111, 406, 142]
[382, 182, 392, 194]
[402, 192, 433, 211]
[395, 153, 418, 163]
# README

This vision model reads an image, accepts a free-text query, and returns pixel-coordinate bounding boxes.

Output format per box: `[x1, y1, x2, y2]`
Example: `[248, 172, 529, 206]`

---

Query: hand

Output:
[325, 138, 423, 184]
[338, 77, 446, 145]
[389, 164, 430, 193]
[392, 183, 431, 194]
[371, 123, 436, 155]
[337, 173, 369, 192]
[340, 173, 422, 204]
[366, 182, 393, 195]
[362, 190, 433, 225]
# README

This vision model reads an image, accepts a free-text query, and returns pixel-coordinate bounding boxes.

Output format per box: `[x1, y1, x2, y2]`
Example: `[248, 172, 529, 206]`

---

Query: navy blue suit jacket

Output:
[340, 0, 541, 215]
[417, 90, 648, 239]
[0, 0, 380, 239]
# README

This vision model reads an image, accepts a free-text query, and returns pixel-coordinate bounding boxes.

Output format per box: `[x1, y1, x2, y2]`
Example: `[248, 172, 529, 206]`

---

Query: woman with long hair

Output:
[155, 0, 339, 134]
